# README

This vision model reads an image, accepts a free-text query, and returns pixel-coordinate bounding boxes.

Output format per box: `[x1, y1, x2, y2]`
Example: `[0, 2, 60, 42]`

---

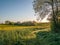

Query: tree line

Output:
[4, 21, 36, 26]
[0, 20, 50, 26]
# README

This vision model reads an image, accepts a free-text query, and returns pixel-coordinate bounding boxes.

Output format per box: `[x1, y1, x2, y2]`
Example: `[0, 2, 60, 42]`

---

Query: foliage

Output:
[33, 0, 60, 33]
[36, 31, 60, 45]
[4, 21, 35, 26]
[33, 0, 60, 20]
[21, 21, 35, 26]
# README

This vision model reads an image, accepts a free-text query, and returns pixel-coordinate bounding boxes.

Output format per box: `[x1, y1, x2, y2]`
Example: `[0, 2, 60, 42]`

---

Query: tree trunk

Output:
[51, 0, 59, 33]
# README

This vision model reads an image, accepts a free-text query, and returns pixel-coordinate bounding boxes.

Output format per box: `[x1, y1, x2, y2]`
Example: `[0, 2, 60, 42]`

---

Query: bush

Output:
[36, 31, 60, 45]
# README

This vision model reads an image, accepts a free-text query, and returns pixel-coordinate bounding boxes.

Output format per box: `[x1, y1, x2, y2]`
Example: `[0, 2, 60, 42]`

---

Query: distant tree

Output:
[21, 21, 35, 26]
[14, 21, 21, 25]
[33, 0, 60, 33]
[5, 21, 14, 25]
[5, 21, 11, 24]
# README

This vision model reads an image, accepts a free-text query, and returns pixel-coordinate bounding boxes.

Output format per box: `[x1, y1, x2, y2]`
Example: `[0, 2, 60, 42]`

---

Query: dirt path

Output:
[31, 28, 50, 34]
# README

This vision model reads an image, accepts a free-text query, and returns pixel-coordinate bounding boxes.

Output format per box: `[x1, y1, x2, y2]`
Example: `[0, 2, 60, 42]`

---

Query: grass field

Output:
[0, 24, 60, 45]
[0, 24, 50, 30]
[0, 25, 50, 39]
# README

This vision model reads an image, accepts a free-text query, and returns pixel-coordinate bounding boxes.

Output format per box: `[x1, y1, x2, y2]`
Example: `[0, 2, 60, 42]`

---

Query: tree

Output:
[21, 21, 35, 26]
[33, 0, 60, 33]
[5, 21, 14, 25]
[14, 21, 21, 25]
[5, 21, 11, 24]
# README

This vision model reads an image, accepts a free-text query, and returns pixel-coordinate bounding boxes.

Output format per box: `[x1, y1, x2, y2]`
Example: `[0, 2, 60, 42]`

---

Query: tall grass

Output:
[0, 25, 60, 45]
[0, 28, 36, 45]
[0, 27, 50, 45]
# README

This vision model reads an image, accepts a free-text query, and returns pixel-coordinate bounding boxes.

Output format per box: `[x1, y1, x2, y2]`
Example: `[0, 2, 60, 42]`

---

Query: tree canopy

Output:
[33, 0, 60, 32]
[33, 0, 60, 21]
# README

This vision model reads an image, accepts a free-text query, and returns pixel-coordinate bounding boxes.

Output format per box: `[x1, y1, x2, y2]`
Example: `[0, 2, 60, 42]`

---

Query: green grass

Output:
[0, 24, 60, 45]
[0, 28, 41, 45]
[0, 24, 50, 30]
[0, 29, 60, 45]
[36, 32, 60, 45]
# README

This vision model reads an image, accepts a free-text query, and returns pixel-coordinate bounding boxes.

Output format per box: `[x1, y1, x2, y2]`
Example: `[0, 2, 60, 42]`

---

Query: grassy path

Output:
[31, 28, 50, 34]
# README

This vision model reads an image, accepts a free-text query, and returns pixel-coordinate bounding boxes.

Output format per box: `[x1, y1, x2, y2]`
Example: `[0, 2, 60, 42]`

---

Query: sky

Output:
[0, 0, 48, 23]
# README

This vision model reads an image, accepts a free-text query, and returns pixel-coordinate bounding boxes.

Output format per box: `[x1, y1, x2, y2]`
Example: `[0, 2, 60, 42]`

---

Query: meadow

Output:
[0, 24, 60, 45]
